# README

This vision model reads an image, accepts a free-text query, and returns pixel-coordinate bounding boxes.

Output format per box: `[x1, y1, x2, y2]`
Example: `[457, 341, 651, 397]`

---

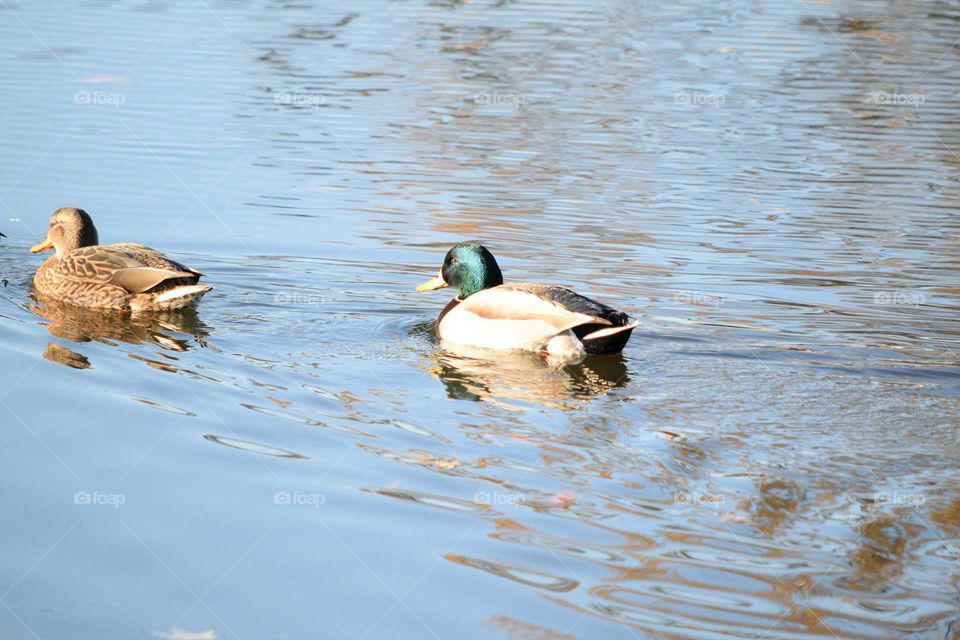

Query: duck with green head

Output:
[417, 243, 638, 358]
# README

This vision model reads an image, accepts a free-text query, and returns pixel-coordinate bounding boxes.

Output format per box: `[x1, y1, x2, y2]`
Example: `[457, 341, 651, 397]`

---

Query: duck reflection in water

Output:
[420, 330, 630, 408]
[31, 296, 211, 368]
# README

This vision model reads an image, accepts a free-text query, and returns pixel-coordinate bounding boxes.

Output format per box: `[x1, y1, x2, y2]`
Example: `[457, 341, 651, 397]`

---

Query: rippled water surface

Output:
[2, 1, 960, 638]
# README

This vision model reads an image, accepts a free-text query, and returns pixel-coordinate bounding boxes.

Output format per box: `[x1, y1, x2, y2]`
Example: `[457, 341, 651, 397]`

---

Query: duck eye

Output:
[449, 258, 458, 265]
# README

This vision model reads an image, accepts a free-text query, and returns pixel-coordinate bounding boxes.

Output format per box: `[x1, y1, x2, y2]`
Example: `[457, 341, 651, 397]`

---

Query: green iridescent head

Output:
[417, 242, 504, 298]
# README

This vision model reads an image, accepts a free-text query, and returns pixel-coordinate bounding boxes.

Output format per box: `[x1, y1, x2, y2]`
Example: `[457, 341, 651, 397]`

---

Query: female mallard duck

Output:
[30, 207, 212, 311]
[417, 243, 638, 358]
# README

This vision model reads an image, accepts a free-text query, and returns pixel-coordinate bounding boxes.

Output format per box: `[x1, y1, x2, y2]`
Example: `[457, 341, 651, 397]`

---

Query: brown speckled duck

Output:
[30, 207, 212, 311]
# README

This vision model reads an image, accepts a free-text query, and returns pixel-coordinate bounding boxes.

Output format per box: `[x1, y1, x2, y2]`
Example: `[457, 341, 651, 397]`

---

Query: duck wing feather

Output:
[110, 243, 202, 276]
[53, 245, 199, 294]
[498, 282, 628, 322]
[459, 283, 613, 333]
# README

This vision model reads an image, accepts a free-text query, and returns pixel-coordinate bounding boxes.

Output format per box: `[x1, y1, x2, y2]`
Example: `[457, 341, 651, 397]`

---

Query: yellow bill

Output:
[30, 236, 54, 253]
[416, 270, 448, 292]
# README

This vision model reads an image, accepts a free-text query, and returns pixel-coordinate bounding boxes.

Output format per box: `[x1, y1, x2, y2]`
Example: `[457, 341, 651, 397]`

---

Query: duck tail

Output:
[581, 320, 639, 341]
[140, 284, 213, 311]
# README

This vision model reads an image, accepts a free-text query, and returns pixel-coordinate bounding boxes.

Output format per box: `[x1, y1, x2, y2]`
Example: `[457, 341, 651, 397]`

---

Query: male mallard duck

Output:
[417, 243, 638, 358]
[30, 207, 212, 311]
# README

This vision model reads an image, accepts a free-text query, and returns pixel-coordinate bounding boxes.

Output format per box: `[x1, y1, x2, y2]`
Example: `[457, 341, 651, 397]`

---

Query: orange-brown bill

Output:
[29, 236, 54, 253]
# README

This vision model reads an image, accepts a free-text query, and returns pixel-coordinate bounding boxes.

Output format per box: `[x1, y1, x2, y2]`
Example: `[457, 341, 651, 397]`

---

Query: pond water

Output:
[1, 0, 959, 638]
